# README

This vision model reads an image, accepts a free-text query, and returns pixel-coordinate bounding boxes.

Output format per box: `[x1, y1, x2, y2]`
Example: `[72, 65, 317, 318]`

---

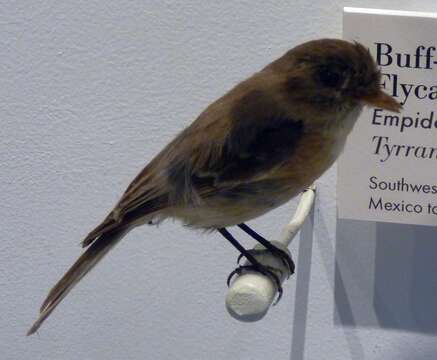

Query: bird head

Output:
[273, 39, 402, 113]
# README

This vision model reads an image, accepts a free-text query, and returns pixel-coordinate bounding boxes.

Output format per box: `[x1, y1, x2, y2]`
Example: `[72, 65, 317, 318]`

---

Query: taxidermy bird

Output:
[28, 38, 401, 335]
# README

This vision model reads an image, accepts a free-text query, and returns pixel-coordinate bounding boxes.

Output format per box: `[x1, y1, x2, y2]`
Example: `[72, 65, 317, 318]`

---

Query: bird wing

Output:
[170, 88, 305, 200]
[81, 166, 169, 247]
[83, 85, 304, 245]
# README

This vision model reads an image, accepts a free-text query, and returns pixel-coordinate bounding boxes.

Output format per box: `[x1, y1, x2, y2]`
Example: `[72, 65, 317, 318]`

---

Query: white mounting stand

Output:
[225, 185, 316, 321]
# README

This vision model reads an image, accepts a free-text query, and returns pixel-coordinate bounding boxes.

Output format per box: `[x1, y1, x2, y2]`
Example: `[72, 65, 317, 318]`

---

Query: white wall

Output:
[2, 1, 437, 359]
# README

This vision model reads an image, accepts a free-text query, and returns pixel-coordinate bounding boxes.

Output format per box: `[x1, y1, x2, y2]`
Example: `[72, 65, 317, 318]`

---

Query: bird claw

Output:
[270, 247, 295, 277]
[237, 248, 295, 278]
[226, 264, 284, 304]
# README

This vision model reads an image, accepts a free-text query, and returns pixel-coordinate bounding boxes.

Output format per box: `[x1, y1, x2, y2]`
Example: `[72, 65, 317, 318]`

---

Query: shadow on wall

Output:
[335, 219, 437, 334]
[290, 207, 314, 360]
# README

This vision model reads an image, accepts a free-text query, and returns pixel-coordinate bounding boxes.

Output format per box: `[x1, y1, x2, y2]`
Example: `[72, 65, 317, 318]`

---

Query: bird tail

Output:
[27, 227, 127, 336]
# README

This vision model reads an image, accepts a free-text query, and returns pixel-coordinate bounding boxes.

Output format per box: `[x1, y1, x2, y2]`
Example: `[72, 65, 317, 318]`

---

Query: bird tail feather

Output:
[27, 227, 127, 336]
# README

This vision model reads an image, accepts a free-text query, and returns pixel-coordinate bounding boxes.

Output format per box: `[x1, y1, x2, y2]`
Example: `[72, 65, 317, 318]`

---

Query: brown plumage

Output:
[28, 39, 401, 335]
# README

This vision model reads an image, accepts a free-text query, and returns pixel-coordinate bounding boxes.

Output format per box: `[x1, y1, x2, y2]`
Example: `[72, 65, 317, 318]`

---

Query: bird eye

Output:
[317, 66, 344, 88]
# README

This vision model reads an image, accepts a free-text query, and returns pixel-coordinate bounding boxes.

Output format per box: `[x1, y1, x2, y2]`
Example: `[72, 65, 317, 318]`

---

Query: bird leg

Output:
[237, 223, 295, 276]
[218, 228, 283, 302]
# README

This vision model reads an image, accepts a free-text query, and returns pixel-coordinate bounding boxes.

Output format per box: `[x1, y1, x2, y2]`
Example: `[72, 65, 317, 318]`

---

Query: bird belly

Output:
[167, 196, 292, 229]
[166, 174, 304, 228]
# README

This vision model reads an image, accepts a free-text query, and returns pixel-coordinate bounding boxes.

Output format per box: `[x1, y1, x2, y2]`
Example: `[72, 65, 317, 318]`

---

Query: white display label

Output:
[338, 7, 437, 226]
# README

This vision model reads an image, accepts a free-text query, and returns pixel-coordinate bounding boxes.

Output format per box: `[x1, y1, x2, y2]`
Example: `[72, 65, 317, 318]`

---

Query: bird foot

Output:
[237, 247, 295, 277]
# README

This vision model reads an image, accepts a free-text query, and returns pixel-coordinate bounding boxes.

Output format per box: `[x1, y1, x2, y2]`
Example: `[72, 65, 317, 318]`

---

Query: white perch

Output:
[225, 185, 316, 321]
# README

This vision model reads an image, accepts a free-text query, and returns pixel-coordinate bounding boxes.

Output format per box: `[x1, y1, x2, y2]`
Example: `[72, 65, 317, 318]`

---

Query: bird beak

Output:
[360, 90, 402, 113]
